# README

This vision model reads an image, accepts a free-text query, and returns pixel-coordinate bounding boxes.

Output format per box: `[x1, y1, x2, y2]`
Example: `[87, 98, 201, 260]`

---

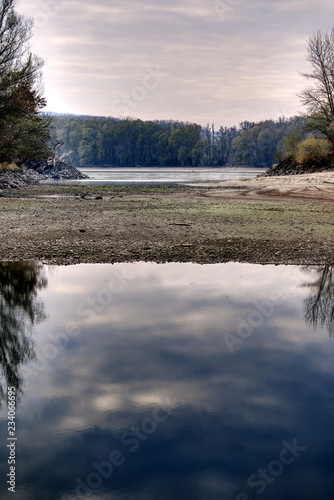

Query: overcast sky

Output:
[19, 0, 334, 127]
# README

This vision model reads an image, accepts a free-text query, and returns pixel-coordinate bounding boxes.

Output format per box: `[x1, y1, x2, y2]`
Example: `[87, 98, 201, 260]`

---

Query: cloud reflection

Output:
[1, 263, 334, 500]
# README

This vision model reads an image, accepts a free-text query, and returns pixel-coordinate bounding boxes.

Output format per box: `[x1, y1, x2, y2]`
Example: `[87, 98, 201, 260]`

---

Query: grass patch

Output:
[9, 184, 196, 197]
[0, 162, 20, 173]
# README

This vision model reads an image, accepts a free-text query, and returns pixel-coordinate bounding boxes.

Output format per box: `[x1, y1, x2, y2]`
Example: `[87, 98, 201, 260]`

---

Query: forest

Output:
[47, 28, 334, 171]
[49, 114, 306, 168]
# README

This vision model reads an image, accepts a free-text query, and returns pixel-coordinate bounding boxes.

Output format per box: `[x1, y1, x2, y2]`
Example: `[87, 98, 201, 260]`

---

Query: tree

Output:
[304, 265, 334, 337]
[168, 124, 202, 166]
[0, 261, 47, 406]
[215, 126, 237, 166]
[0, 0, 51, 163]
[232, 125, 261, 166]
[299, 28, 334, 143]
[276, 117, 306, 162]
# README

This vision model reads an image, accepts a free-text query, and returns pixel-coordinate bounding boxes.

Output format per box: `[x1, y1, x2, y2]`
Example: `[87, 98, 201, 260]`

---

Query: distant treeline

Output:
[49, 114, 306, 168]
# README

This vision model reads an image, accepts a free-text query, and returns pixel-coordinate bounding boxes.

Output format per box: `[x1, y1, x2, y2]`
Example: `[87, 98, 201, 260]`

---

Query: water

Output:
[42, 167, 266, 186]
[0, 261, 334, 499]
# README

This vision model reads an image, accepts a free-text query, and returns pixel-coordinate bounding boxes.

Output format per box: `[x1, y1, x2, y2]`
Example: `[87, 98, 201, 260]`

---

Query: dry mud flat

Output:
[1, 172, 334, 265]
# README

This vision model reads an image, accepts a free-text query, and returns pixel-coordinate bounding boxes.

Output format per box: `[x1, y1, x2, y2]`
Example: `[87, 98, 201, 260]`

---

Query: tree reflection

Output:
[304, 265, 334, 337]
[0, 261, 47, 406]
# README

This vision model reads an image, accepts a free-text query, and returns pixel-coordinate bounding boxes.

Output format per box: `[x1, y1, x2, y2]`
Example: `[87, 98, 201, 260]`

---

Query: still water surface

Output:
[42, 167, 266, 186]
[0, 262, 334, 499]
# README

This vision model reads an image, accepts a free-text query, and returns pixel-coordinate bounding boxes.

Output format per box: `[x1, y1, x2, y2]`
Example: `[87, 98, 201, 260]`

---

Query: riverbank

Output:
[1, 172, 334, 265]
[0, 161, 87, 189]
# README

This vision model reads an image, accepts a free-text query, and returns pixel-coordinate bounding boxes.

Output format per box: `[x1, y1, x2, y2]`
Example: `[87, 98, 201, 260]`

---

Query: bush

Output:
[295, 136, 333, 168]
[0, 163, 20, 173]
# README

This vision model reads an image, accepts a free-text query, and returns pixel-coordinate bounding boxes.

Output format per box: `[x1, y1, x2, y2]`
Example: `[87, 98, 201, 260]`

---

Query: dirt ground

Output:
[1, 172, 334, 266]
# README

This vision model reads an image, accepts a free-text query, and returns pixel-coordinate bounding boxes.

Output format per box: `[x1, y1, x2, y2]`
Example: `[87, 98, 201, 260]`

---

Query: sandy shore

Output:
[1, 172, 334, 265]
[190, 170, 334, 200]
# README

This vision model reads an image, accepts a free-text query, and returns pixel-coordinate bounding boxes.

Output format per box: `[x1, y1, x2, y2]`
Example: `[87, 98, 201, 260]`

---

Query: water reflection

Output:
[0, 262, 47, 405]
[304, 265, 334, 337]
[1, 262, 334, 500]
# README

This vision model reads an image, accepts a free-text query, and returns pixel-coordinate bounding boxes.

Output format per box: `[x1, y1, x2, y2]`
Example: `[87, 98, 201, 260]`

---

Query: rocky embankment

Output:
[0, 160, 88, 190]
[260, 158, 334, 177]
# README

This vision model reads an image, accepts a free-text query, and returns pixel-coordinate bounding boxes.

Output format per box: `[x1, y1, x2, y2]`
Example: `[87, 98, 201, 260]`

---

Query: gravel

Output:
[0, 182, 333, 266]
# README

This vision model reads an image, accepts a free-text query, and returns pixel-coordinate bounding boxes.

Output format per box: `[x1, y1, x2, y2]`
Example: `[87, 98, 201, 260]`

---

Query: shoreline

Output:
[1, 172, 334, 266]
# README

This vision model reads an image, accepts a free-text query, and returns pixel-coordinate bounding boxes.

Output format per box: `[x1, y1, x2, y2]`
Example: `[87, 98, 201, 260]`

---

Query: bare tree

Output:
[0, 0, 43, 97]
[303, 265, 334, 338]
[299, 28, 334, 142]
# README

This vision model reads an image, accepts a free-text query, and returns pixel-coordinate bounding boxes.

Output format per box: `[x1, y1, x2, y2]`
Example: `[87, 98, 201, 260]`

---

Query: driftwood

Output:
[169, 223, 192, 227]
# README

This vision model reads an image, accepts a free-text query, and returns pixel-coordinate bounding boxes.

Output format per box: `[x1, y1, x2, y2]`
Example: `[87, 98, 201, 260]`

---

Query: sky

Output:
[19, 0, 334, 127]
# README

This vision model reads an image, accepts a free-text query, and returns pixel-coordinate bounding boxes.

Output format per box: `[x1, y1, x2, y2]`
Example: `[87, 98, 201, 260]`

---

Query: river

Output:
[44, 166, 267, 186]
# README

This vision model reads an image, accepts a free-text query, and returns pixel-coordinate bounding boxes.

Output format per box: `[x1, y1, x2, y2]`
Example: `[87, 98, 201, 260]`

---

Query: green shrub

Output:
[295, 136, 333, 168]
[276, 128, 304, 162]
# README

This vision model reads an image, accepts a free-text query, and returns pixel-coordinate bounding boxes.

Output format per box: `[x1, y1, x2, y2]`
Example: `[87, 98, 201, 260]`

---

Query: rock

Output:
[28, 159, 89, 180]
[0, 167, 42, 189]
[260, 157, 334, 177]
[0, 159, 89, 189]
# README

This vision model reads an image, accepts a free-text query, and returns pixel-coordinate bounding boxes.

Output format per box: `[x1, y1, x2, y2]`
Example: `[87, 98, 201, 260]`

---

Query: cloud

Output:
[18, 0, 334, 126]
